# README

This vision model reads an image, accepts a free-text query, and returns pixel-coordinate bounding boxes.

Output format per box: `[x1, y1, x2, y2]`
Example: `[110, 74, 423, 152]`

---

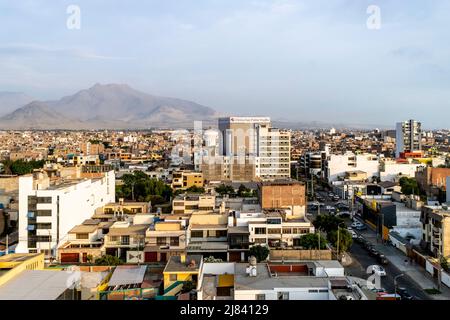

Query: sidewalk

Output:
[362, 230, 450, 300]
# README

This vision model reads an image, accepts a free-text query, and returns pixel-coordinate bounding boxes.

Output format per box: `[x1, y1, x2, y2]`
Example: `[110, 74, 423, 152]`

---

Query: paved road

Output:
[346, 240, 429, 300]
[307, 188, 430, 299]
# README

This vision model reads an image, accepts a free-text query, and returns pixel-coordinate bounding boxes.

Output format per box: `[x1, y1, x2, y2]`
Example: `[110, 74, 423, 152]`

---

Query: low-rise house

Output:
[58, 219, 113, 264]
[162, 254, 202, 297]
[421, 205, 450, 259]
[103, 221, 149, 260]
[144, 220, 187, 263]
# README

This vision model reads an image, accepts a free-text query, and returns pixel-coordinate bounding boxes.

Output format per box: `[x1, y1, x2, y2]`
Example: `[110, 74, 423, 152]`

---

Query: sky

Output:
[0, 0, 449, 128]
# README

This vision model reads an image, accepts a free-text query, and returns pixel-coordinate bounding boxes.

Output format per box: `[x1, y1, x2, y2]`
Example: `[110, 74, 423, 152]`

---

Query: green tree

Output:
[313, 215, 345, 234]
[215, 184, 235, 196]
[297, 233, 327, 249]
[399, 177, 420, 195]
[441, 258, 449, 272]
[237, 184, 252, 197]
[327, 228, 353, 254]
[119, 171, 172, 203]
[181, 281, 196, 293]
[94, 255, 123, 266]
[249, 245, 270, 262]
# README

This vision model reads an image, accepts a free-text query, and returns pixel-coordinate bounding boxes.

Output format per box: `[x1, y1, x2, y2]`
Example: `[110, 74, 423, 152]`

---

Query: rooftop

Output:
[164, 255, 202, 273]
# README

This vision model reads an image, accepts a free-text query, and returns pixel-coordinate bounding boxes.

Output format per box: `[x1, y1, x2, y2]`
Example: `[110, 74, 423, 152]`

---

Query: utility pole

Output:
[5, 234, 8, 255]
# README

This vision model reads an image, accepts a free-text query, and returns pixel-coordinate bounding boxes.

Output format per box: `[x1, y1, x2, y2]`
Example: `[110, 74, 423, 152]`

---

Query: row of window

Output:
[254, 227, 309, 235]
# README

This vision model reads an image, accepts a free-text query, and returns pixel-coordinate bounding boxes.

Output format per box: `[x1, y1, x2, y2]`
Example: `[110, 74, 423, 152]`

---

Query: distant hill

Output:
[0, 92, 34, 116]
[0, 84, 220, 129]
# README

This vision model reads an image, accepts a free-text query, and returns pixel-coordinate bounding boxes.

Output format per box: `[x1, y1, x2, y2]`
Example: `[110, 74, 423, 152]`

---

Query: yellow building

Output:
[171, 171, 204, 191]
[162, 255, 202, 297]
[0, 253, 44, 287]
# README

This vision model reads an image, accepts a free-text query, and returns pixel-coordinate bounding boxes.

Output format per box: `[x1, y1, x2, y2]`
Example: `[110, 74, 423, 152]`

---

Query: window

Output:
[256, 294, 266, 300]
[76, 233, 89, 240]
[36, 223, 52, 229]
[157, 237, 167, 245]
[308, 289, 319, 293]
[169, 274, 177, 281]
[282, 228, 292, 234]
[277, 292, 289, 300]
[170, 237, 179, 246]
[254, 228, 266, 235]
[191, 230, 203, 238]
[37, 197, 52, 204]
[36, 235, 51, 242]
[109, 236, 118, 242]
[121, 235, 130, 245]
[36, 210, 52, 217]
[268, 228, 281, 235]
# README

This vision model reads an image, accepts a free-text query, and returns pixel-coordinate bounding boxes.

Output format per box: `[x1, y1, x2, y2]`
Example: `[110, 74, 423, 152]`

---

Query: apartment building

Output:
[171, 171, 204, 191]
[172, 194, 215, 214]
[58, 219, 113, 263]
[258, 180, 306, 216]
[416, 166, 450, 200]
[396, 119, 422, 158]
[380, 159, 424, 182]
[324, 152, 380, 183]
[144, 220, 188, 263]
[200, 117, 291, 181]
[421, 205, 450, 260]
[196, 260, 369, 301]
[16, 170, 115, 259]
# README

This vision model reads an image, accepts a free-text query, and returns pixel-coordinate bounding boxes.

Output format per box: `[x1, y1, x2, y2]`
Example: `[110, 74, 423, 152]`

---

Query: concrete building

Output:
[421, 205, 450, 260]
[200, 117, 291, 181]
[196, 260, 370, 301]
[396, 119, 422, 158]
[258, 180, 306, 216]
[380, 159, 424, 182]
[324, 152, 380, 183]
[171, 171, 204, 191]
[15, 171, 115, 259]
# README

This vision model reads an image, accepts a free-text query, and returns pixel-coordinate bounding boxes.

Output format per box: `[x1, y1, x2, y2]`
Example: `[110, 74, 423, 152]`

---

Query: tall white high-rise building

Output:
[395, 119, 422, 158]
[15, 171, 115, 259]
[200, 117, 291, 181]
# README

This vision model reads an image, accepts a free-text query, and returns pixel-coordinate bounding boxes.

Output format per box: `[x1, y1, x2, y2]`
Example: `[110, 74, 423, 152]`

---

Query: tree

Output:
[118, 171, 172, 203]
[237, 184, 252, 197]
[327, 228, 353, 253]
[399, 177, 419, 195]
[313, 215, 345, 234]
[249, 245, 270, 262]
[297, 233, 327, 249]
[181, 281, 196, 293]
[94, 254, 123, 266]
[441, 257, 449, 272]
[215, 184, 235, 196]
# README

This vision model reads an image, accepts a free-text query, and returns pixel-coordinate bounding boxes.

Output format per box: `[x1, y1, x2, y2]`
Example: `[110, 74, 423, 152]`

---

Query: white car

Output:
[351, 221, 364, 229]
[371, 265, 387, 277]
[350, 230, 358, 239]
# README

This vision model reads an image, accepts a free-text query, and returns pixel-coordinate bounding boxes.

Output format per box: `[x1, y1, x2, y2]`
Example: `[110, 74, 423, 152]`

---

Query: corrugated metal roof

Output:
[0, 270, 80, 300]
[108, 265, 147, 286]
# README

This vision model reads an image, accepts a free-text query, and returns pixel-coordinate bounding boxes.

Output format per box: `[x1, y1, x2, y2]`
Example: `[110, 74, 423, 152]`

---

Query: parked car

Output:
[369, 248, 380, 257]
[333, 195, 340, 202]
[397, 288, 413, 300]
[378, 254, 389, 265]
[371, 265, 387, 277]
[350, 230, 358, 239]
[355, 224, 367, 231]
[338, 211, 351, 218]
[351, 221, 363, 228]
[355, 236, 365, 244]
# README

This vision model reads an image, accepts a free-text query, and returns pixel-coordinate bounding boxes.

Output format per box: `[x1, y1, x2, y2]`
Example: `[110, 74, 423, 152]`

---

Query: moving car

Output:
[338, 211, 351, 218]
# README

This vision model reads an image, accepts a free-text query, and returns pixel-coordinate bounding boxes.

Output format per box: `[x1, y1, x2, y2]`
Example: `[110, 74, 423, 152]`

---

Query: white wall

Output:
[327, 153, 379, 183]
[234, 287, 329, 300]
[380, 162, 423, 182]
[16, 171, 115, 256]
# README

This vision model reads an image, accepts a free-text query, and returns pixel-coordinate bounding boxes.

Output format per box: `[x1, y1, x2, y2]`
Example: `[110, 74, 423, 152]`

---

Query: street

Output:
[308, 187, 430, 300]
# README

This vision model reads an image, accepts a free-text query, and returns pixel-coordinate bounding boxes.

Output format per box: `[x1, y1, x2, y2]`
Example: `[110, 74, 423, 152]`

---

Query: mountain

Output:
[0, 101, 84, 129]
[0, 92, 34, 116]
[0, 84, 220, 129]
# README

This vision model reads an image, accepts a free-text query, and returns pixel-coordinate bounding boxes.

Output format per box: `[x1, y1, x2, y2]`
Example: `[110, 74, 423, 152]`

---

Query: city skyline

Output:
[0, 1, 449, 128]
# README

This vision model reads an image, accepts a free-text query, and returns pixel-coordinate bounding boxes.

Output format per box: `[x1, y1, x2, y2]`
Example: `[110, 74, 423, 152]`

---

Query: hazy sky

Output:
[0, 0, 449, 128]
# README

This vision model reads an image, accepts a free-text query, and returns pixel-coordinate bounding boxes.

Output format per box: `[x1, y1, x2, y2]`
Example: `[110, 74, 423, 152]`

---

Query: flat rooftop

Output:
[164, 255, 202, 273]
[234, 263, 329, 291]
